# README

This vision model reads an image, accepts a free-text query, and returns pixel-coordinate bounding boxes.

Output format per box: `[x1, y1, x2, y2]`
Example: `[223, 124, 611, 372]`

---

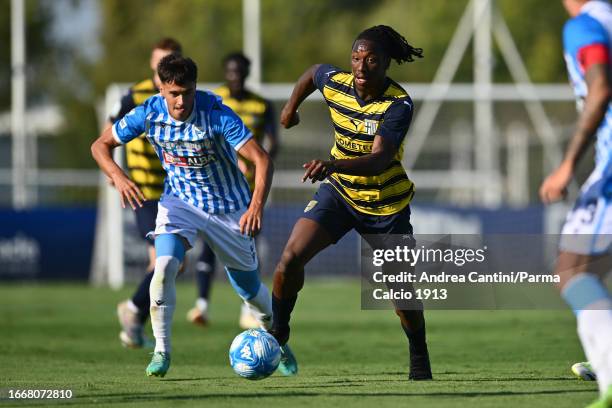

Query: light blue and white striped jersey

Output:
[112, 90, 252, 214]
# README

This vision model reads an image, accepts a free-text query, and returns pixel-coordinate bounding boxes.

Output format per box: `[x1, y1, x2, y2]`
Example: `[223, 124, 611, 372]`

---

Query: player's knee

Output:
[276, 247, 306, 276]
[152, 255, 181, 284]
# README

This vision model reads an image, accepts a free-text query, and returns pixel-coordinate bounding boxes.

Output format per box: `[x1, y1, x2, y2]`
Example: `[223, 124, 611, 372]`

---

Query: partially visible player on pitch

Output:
[187, 52, 279, 329]
[269, 25, 432, 380]
[92, 54, 297, 377]
[540, 0, 612, 406]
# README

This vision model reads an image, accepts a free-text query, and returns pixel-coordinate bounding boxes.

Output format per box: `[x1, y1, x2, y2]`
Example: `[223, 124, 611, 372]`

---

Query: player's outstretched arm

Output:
[91, 127, 145, 210]
[540, 63, 611, 204]
[237, 138, 273, 236]
[302, 135, 398, 182]
[280, 64, 322, 129]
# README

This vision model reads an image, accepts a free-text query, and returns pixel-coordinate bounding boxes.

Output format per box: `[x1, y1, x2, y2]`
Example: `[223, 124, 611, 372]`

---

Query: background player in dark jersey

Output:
[187, 52, 279, 329]
[269, 25, 432, 380]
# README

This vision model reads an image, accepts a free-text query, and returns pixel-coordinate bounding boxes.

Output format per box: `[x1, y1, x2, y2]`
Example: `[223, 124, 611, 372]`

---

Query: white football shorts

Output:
[559, 165, 612, 255]
[149, 193, 258, 271]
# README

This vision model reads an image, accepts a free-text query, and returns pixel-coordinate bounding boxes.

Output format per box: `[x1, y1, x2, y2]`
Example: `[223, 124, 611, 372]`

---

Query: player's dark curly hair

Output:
[157, 54, 198, 85]
[354, 25, 423, 64]
[223, 52, 251, 70]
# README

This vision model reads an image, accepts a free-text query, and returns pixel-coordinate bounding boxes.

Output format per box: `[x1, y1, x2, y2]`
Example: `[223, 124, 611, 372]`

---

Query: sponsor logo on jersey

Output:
[336, 137, 372, 153]
[162, 151, 216, 168]
[159, 140, 212, 153]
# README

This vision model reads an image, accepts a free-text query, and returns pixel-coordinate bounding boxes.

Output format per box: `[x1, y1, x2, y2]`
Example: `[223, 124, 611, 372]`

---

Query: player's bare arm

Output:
[91, 127, 145, 210]
[540, 63, 611, 203]
[280, 64, 322, 129]
[236, 138, 273, 236]
[302, 135, 397, 182]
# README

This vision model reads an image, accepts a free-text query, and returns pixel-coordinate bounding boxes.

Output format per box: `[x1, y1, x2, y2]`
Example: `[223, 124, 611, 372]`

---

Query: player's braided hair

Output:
[355, 25, 423, 64]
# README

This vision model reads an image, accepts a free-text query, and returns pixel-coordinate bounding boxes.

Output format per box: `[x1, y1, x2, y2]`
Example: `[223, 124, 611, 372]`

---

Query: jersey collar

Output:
[351, 76, 392, 107]
[581, 0, 609, 15]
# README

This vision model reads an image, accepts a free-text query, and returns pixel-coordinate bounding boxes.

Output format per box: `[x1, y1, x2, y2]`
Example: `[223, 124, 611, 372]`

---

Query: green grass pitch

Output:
[0, 280, 600, 407]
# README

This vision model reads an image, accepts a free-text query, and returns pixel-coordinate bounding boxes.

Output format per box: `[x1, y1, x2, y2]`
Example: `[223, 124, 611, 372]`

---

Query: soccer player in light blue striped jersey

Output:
[91, 54, 297, 378]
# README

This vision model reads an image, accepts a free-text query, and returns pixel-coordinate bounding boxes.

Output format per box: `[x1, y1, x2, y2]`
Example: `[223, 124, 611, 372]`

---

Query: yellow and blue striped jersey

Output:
[110, 79, 165, 200]
[314, 64, 415, 216]
[213, 85, 274, 190]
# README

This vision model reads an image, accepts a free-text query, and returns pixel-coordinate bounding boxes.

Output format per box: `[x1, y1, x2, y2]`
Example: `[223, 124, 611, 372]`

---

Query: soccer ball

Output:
[229, 329, 281, 380]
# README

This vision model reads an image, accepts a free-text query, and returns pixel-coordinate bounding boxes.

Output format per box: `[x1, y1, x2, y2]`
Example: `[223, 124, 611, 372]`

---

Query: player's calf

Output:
[226, 267, 272, 329]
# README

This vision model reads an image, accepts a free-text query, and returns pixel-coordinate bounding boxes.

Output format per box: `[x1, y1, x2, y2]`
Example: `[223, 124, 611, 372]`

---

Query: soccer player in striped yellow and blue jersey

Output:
[269, 25, 432, 380]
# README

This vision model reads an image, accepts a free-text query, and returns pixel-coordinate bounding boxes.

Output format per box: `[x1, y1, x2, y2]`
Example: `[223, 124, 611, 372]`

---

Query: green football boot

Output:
[277, 344, 298, 376]
[572, 362, 597, 381]
[146, 352, 170, 377]
[585, 385, 612, 408]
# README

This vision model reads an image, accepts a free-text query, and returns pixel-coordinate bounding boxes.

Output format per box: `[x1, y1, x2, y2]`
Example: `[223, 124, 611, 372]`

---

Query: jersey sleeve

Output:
[314, 64, 342, 92]
[111, 104, 148, 145]
[564, 16, 610, 60]
[377, 98, 414, 148]
[215, 104, 253, 151]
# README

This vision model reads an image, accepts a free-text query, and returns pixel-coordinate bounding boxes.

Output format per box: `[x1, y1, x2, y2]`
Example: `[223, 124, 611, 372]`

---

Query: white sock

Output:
[577, 299, 612, 395]
[149, 255, 180, 354]
[127, 299, 140, 315]
[196, 297, 208, 314]
[243, 283, 273, 330]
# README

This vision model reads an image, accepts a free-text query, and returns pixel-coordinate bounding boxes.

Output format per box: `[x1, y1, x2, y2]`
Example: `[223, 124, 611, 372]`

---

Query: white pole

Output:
[450, 120, 473, 205]
[107, 147, 125, 289]
[243, 0, 261, 91]
[474, 0, 499, 207]
[404, 0, 479, 169]
[506, 122, 529, 207]
[11, 0, 27, 209]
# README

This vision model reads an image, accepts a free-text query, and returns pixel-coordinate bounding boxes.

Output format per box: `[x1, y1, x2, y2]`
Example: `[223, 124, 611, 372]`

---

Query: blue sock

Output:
[155, 234, 186, 262]
[225, 267, 261, 300]
[562, 273, 611, 315]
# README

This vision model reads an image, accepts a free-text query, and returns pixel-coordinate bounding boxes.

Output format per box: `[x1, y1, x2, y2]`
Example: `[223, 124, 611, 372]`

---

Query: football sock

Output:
[195, 297, 208, 314]
[226, 267, 272, 329]
[271, 295, 297, 339]
[150, 234, 185, 354]
[131, 271, 154, 323]
[195, 243, 216, 300]
[150, 255, 179, 354]
[244, 284, 273, 330]
[402, 323, 428, 356]
[562, 273, 612, 395]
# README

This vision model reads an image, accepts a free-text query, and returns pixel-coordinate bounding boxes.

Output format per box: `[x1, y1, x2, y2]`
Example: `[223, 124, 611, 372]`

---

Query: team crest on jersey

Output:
[193, 126, 207, 138]
[364, 119, 378, 135]
[304, 200, 318, 213]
